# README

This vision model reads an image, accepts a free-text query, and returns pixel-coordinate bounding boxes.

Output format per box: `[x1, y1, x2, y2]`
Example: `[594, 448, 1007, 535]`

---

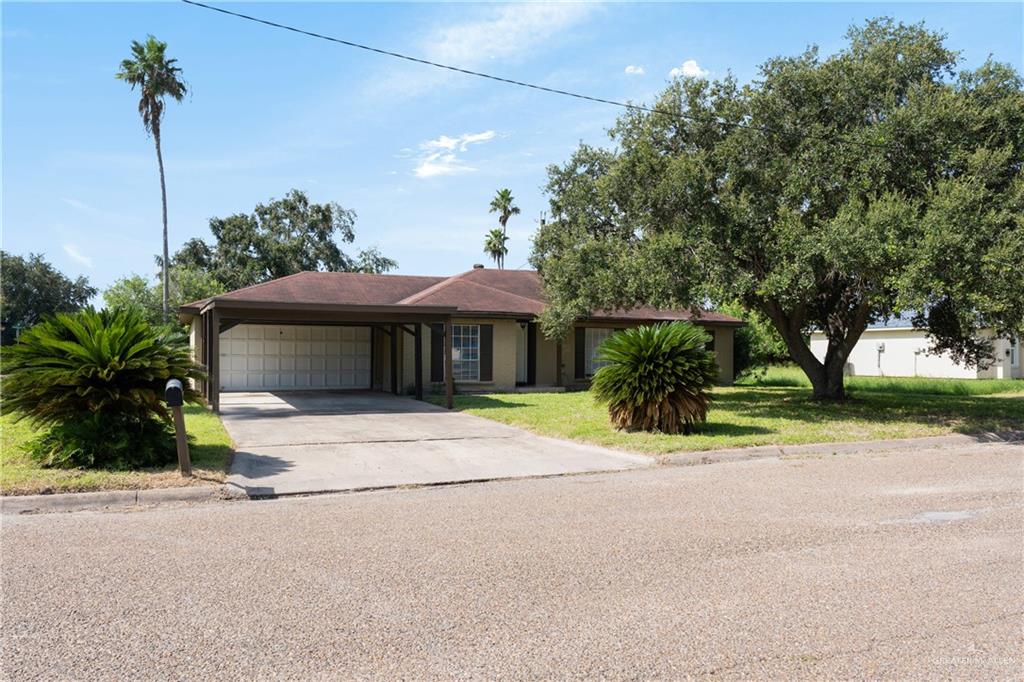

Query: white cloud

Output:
[429, 4, 593, 65]
[412, 130, 497, 178]
[63, 243, 93, 268]
[368, 4, 596, 100]
[59, 195, 141, 229]
[413, 153, 474, 178]
[624, 65, 645, 75]
[61, 197, 95, 213]
[669, 59, 708, 79]
[421, 130, 496, 153]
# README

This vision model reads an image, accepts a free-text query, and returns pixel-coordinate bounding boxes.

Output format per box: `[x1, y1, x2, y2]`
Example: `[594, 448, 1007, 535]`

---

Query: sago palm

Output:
[117, 35, 187, 322]
[2, 308, 204, 425]
[591, 322, 718, 434]
[2, 309, 205, 468]
[483, 228, 509, 269]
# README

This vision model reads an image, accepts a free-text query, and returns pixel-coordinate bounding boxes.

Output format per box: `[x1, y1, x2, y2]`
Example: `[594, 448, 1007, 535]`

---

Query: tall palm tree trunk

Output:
[154, 128, 169, 321]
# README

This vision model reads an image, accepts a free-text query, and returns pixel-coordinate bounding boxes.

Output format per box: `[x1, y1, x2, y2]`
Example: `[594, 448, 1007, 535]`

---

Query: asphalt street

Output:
[2, 440, 1021, 680]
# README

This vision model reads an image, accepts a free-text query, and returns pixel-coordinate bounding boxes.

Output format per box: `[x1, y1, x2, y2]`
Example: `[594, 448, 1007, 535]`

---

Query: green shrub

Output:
[719, 303, 791, 380]
[25, 413, 178, 469]
[1, 308, 204, 469]
[591, 322, 718, 434]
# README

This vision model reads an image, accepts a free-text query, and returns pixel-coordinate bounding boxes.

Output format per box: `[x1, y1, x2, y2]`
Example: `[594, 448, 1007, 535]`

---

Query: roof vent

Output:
[472, 263, 485, 269]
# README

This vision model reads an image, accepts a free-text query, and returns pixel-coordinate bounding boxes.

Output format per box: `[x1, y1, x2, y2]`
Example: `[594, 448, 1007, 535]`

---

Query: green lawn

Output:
[438, 380, 1024, 456]
[738, 364, 1023, 396]
[1, 406, 234, 495]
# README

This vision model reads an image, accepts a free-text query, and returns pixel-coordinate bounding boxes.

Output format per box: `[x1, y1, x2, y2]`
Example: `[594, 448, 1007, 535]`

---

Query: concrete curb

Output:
[663, 430, 1024, 467]
[1, 484, 244, 515]
[5, 431, 1021, 512]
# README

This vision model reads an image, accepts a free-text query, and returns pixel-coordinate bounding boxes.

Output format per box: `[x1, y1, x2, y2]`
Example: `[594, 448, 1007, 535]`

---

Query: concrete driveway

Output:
[219, 391, 649, 496]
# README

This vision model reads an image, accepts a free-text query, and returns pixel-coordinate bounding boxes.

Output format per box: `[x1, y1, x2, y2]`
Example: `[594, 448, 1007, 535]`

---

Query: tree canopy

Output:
[483, 227, 509, 269]
[489, 188, 521, 235]
[531, 18, 1024, 399]
[103, 267, 223, 326]
[171, 189, 397, 291]
[115, 35, 186, 139]
[0, 252, 96, 344]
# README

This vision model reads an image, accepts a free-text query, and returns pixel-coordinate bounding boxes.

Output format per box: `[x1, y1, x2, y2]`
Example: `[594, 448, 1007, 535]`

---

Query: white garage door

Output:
[219, 324, 372, 391]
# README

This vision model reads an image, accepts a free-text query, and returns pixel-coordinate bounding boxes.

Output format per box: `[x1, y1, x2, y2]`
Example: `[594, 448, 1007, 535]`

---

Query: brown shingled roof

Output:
[404, 277, 545, 316]
[184, 272, 445, 309]
[182, 268, 743, 325]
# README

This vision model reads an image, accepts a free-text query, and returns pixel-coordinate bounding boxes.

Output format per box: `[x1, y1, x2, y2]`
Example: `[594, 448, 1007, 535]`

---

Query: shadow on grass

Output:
[696, 422, 774, 437]
[447, 395, 532, 410]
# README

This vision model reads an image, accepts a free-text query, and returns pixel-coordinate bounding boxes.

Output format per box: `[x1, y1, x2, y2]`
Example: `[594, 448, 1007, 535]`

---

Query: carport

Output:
[180, 299, 458, 413]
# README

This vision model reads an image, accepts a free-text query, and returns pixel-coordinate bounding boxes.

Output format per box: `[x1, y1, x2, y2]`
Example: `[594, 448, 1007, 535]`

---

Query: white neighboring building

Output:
[810, 315, 1021, 380]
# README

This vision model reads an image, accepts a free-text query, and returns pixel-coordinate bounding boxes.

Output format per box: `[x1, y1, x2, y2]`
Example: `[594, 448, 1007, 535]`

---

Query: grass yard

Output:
[738, 364, 1023, 396]
[440, 378, 1024, 456]
[1, 406, 233, 495]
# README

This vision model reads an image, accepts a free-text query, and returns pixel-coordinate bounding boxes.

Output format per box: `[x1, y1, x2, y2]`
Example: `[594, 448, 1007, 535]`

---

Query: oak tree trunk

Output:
[794, 351, 848, 401]
[759, 301, 859, 401]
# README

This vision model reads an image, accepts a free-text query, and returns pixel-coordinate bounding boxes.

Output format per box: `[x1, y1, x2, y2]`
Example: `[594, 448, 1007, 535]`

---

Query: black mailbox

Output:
[165, 379, 184, 407]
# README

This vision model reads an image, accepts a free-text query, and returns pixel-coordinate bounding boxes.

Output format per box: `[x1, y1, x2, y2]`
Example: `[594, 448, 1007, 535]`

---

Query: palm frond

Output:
[591, 322, 718, 434]
[115, 35, 187, 136]
[1, 308, 205, 427]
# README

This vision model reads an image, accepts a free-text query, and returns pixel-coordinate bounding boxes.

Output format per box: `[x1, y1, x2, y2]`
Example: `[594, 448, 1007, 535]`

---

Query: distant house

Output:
[179, 266, 743, 411]
[810, 313, 1021, 380]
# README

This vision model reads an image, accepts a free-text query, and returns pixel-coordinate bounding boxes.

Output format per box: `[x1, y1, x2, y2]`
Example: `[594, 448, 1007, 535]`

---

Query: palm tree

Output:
[117, 36, 187, 322]
[483, 228, 509, 269]
[488, 188, 520, 238]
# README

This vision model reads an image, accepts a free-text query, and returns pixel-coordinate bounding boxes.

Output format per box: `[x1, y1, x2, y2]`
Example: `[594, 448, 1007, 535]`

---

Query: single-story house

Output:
[179, 265, 744, 412]
[810, 313, 1021, 380]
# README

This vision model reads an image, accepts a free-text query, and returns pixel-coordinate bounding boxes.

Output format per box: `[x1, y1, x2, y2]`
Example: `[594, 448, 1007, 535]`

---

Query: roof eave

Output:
[203, 299, 459, 315]
[581, 315, 746, 327]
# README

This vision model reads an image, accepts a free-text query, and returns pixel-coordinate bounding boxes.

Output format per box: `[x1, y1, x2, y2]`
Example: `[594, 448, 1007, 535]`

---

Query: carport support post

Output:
[414, 323, 423, 401]
[555, 341, 563, 387]
[444, 317, 454, 409]
[209, 308, 220, 413]
[390, 324, 398, 395]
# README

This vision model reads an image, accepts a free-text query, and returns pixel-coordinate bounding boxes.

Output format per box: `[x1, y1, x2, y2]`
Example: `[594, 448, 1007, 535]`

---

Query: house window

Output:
[451, 324, 480, 381]
[1011, 338, 1019, 367]
[585, 327, 613, 376]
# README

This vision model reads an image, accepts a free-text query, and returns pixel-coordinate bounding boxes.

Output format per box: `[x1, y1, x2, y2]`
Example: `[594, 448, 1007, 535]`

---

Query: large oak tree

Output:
[531, 19, 1023, 399]
[172, 189, 397, 291]
[0, 252, 96, 344]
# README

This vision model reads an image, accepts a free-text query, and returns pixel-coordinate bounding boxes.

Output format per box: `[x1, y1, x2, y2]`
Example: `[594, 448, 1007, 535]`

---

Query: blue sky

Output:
[3, 2, 1022, 298]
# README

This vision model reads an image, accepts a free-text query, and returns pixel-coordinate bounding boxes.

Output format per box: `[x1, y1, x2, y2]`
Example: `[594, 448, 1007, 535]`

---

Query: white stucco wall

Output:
[982, 335, 1023, 380]
[188, 316, 204, 390]
[810, 328, 1022, 379]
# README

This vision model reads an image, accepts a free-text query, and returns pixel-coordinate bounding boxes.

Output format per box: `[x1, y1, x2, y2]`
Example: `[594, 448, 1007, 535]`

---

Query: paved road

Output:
[3, 441, 1022, 680]
[220, 391, 648, 496]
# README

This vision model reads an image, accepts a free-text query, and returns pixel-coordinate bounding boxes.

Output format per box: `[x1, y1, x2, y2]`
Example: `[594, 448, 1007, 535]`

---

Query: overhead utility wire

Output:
[181, 0, 890, 152]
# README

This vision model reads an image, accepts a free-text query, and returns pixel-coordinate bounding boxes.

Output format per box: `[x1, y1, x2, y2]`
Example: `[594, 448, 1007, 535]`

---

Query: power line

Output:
[180, 0, 890, 151]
